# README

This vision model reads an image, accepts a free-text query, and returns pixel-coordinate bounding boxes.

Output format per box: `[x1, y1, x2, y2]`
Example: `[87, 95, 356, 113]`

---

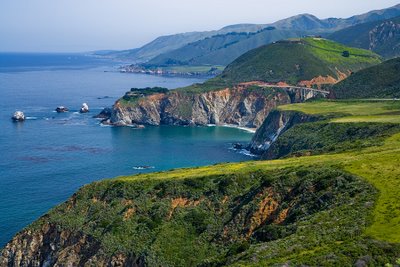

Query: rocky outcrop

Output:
[369, 20, 400, 53]
[249, 109, 319, 156]
[0, 220, 142, 267]
[55, 106, 69, 113]
[93, 107, 112, 119]
[105, 84, 296, 128]
[80, 103, 89, 113]
[12, 111, 25, 122]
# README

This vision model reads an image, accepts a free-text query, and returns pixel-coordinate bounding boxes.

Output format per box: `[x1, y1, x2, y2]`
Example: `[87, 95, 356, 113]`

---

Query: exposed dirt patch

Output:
[247, 188, 279, 237]
[298, 75, 339, 88]
[168, 197, 203, 219]
[123, 208, 135, 221]
[274, 208, 289, 224]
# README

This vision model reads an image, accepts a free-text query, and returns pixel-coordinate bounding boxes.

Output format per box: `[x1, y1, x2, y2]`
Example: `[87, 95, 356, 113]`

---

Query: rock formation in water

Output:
[80, 103, 89, 113]
[12, 111, 25, 122]
[55, 106, 69, 113]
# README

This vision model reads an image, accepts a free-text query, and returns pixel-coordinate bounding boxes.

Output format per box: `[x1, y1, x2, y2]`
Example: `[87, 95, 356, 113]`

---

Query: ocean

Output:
[0, 53, 254, 247]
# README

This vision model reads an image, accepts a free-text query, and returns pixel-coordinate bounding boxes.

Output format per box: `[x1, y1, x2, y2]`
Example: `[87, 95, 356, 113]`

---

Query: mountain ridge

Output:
[102, 4, 400, 65]
[328, 16, 400, 58]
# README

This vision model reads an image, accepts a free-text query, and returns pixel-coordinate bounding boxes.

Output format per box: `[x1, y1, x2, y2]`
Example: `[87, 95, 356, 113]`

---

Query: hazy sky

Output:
[1, 0, 399, 52]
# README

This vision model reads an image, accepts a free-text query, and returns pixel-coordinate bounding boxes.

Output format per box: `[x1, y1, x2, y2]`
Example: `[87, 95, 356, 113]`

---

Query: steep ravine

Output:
[249, 109, 319, 156]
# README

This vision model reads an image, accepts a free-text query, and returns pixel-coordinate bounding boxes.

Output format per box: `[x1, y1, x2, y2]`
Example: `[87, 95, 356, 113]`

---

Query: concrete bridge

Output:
[259, 84, 330, 102]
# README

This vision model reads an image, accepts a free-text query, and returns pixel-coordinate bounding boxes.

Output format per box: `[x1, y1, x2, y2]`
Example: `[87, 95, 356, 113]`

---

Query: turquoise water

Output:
[0, 53, 254, 246]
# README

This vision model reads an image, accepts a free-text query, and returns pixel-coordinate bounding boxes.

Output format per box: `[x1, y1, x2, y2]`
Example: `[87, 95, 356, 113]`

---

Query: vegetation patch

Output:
[263, 122, 400, 159]
[332, 57, 400, 99]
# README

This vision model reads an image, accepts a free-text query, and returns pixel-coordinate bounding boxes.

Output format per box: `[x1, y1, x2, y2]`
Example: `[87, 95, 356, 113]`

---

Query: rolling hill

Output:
[332, 57, 400, 99]
[218, 38, 381, 85]
[329, 16, 400, 58]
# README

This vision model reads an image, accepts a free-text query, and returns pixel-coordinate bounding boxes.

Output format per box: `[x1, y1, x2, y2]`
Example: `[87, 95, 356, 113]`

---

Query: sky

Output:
[1, 0, 399, 52]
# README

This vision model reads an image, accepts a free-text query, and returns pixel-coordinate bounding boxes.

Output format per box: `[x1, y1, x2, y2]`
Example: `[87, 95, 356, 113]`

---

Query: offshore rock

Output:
[11, 111, 25, 122]
[80, 103, 89, 113]
[55, 106, 69, 113]
[93, 107, 112, 119]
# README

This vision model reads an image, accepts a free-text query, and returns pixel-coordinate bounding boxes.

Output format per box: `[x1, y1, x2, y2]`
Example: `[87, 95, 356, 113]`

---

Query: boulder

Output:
[12, 111, 25, 122]
[55, 106, 69, 113]
[80, 103, 89, 113]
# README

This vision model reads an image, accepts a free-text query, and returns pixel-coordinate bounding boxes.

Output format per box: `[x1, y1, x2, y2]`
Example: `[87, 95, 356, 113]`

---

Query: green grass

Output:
[279, 99, 400, 117]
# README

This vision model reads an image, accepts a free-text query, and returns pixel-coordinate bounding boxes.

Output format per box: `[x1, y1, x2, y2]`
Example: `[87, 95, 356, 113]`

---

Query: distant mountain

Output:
[104, 25, 267, 63]
[332, 57, 400, 99]
[218, 38, 381, 85]
[328, 16, 400, 58]
[144, 28, 307, 67]
[273, 4, 400, 32]
[106, 4, 400, 65]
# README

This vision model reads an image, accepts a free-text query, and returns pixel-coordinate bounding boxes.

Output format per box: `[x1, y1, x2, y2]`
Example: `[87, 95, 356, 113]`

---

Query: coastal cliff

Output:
[249, 110, 318, 155]
[107, 84, 294, 128]
[1, 221, 141, 266]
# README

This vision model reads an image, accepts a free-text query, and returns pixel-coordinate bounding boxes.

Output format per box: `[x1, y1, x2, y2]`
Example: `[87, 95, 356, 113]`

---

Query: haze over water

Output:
[0, 53, 253, 246]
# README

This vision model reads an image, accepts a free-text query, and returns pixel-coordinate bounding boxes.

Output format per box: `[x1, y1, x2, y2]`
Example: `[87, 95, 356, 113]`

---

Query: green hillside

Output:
[328, 16, 400, 58]
[4, 100, 400, 266]
[219, 38, 381, 85]
[332, 57, 400, 99]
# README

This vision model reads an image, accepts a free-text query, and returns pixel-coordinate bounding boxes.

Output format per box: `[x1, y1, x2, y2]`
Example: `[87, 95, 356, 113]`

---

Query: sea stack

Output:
[80, 103, 89, 113]
[12, 111, 25, 122]
[55, 106, 69, 113]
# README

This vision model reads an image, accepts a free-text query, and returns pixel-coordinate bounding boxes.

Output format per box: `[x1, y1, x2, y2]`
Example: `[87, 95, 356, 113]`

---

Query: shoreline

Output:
[207, 123, 257, 133]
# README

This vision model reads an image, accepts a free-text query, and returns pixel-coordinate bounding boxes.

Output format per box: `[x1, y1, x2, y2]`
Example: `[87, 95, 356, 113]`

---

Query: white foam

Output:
[132, 166, 155, 170]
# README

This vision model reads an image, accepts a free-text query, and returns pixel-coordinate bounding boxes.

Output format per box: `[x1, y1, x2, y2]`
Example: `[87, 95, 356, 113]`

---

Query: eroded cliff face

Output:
[108, 84, 293, 128]
[369, 20, 400, 54]
[0, 220, 141, 267]
[249, 110, 318, 156]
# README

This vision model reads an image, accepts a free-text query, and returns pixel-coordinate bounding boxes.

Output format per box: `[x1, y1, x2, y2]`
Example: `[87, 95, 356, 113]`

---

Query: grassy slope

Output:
[332, 57, 400, 99]
[20, 100, 400, 266]
[219, 38, 381, 85]
[278, 100, 400, 242]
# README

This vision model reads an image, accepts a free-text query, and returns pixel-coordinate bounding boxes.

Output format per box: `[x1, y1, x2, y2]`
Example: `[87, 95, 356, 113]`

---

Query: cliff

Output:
[249, 109, 319, 155]
[107, 84, 293, 128]
[249, 100, 400, 159]
[1, 221, 141, 266]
